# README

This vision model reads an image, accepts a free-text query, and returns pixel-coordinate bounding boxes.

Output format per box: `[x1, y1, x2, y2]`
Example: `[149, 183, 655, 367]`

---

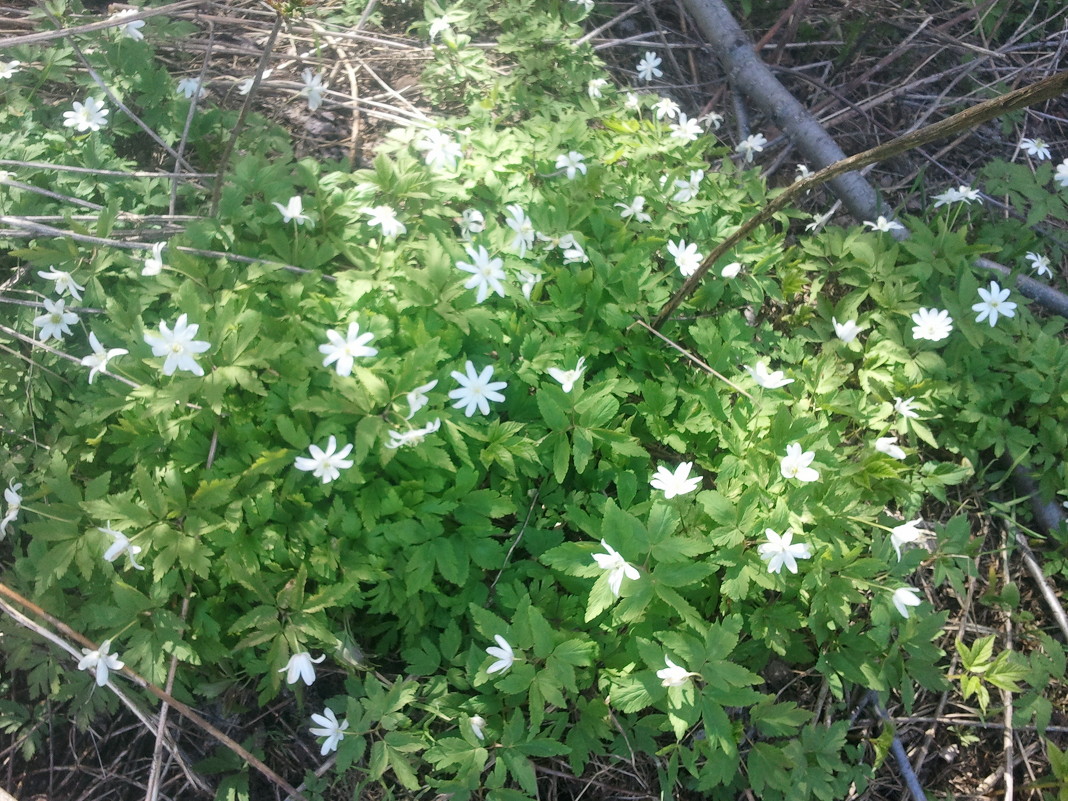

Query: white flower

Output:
[309, 708, 348, 755]
[592, 539, 640, 597]
[238, 69, 273, 95]
[547, 357, 586, 393]
[299, 69, 326, 111]
[911, 307, 953, 342]
[294, 435, 355, 484]
[864, 215, 905, 233]
[555, 151, 587, 180]
[420, 129, 463, 171]
[894, 396, 919, 419]
[745, 361, 793, 389]
[519, 272, 540, 299]
[1020, 137, 1051, 160]
[1055, 158, 1068, 189]
[460, 208, 485, 240]
[933, 185, 981, 208]
[0, 481, 22, 538]
[78, 639, 124, 686]
[562, 239, 588, 265]
[671, 169, 703, 203]
[890, 517, 924, 560]
[670, 114, 702, 142]
[273, 195, 312, 226]
[780, 442, 819, 482]
[175, 77, 205, 100]
[616, 196, 651, 223]
[932, 187, 963, 208]
[624, 92, 640, 110]
[832, 317, 863, 343]
[364, 205, 406, 238]
[650, 462, 701, 499]
[318, 322, 377, 377]
[385, 418, 441, 449]
[1025, 251, 1051, 278]
[795, 164, 813, 181]
[142, 241, 166, 276]
[874, 436, 907, 460]
[653, 97, 679, 120]
[99, 523, 144, 570]
[143, 314, 210, 376]
[636, 51, 663, 82]
[587, 78, 609, 98]
[805, 210, 834, 232]
[721, 262, 742, 278]
[0, 60, 20, 80]
[279, 651, 326, 686]
[758, 528, 812, 574]
[81, 333, 129, 384]
[449, 361, 507, 417]
[892, 586, 922, 619]
[469, 715, 487, 740]
[32, 298, 78, 342]
[972, 281, 1016, 327]
[657, 657, 696, 687]
[735, 133, 767, 162]
[37, 267, 84, 300]
[667, 239, 702, 277]
[485, 634, 514, 674]
[699, 111, 724, 130]
[504, 204, 535, 258]
[456, 245, 506, 303]
[405, 379, 438, 419]
[63, 97, 109, 132]
[110, 9, 145, 40]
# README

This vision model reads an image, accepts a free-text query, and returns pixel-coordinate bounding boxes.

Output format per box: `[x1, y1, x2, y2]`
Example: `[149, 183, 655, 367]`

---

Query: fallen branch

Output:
[652, 66, 1068, 327]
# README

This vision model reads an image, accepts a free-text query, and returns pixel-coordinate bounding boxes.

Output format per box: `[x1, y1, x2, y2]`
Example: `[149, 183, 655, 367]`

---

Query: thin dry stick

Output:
[0, 581, 305, 801]
[1014, 530, 1068, 642]
[0, 0, 203, 49]
[209, 12, 284, 216]
[146, 425, 219, 801]
[170, 17, 214, 217]
[39, 8, 196, 174]
[631, 319, 754, 400]
[0, 158, 216, 179]
[652, 69, 1068, 328]
[1000, 525, 1015, 801]
[0, 323, 140, 389]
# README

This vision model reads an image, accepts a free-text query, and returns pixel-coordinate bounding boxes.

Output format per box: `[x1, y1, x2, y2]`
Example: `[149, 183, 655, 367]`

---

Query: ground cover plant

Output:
[1, 0, 1067, 799]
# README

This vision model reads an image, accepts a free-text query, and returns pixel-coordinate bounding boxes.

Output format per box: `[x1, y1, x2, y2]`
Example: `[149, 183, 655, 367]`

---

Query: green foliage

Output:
[1, 0, 1067, 797]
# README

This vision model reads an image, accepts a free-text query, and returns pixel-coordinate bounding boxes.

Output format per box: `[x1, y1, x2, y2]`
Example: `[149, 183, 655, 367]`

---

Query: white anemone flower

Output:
[911, 308, 953, 342]
[78, 639, 124, 686]
[448, 361, 507, 417]
[142, 241, 166, 276]
[735, 133, 767, 162]
[832, 317, 863, 343]
[744, 361, 793, 389]
[299, 69, 326, 110]
[63, 97, 109, 132]
[892, 587, 922, 619]
[547, 357, 586, 393]
[273, 196, 312, 225]
[456, 245, 506, 303]
[405, 379, 438, 420]
[555, 151, 587, 180]
[650, 462, 701, 498]
[657, 657, 697, 687]
[758, 528, 812, 574]
[279, 651, 326, 686]
[37, 267, 84, 300]
[972, 281, 1016, 327]
[99, 523, 144, 570]
[635, 51, 662, 82]
[592, 539, 640, 596]
[318, 322, 377, 377]
[309, 708, 348, 755]
[780, 443, 819, 482]
[890, 517, 924, 560]
[294, 436, 355, 484]
[874, 437, 907, 460]
[143, 314, 210, 376]
[32, 298, 78, 342]
[485, 635, 514, 674]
